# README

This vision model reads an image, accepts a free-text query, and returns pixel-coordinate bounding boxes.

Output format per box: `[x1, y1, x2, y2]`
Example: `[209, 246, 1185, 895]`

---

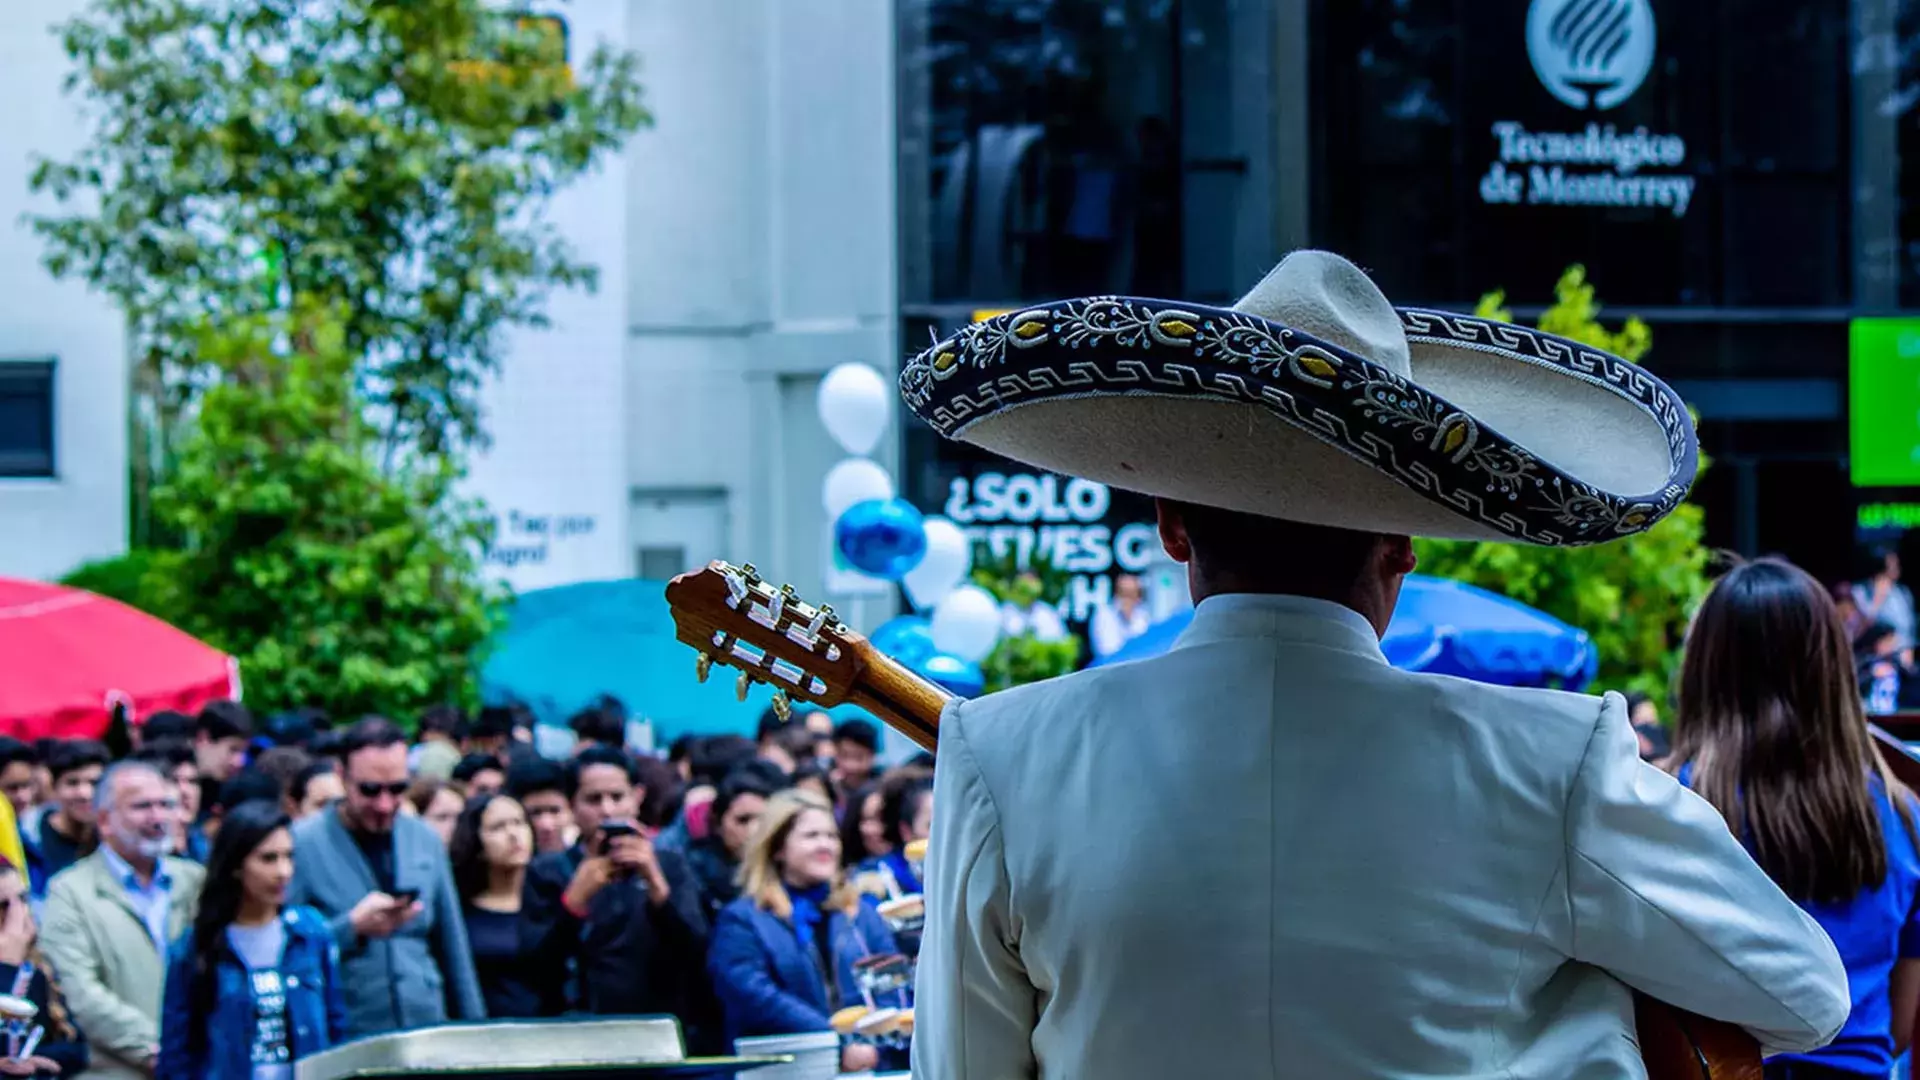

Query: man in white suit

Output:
[897, 251, 1849, 1078]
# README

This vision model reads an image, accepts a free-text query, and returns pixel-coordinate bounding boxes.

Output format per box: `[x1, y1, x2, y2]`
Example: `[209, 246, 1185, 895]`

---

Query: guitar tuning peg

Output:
[695, 653, 712, 684]
[771, 689, 792, 722]
[741, 563, 760, 582]
[736, 671, 753, 702]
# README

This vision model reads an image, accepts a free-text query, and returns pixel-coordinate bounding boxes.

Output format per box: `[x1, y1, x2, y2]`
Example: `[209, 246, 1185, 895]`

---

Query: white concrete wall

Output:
[465, 2, 634, 592]
[0, 3, 129, 580]
[625, 0, 899, 620]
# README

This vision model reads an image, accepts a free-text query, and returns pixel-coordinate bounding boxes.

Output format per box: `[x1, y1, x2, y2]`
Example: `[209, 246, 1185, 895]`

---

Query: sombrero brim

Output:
[898, 299, 1697, 546]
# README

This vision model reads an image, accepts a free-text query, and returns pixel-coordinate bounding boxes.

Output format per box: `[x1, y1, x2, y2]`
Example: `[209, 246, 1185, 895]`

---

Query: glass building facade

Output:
[898, 0, 1920, 585]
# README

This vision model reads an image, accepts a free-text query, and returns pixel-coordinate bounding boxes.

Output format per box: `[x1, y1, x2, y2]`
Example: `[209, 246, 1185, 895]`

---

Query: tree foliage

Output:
[968, 549, 1082, 692]
[30, 0, 648, 459]
[131, 304, 503, 718]
[1414, 266, 1711, 702]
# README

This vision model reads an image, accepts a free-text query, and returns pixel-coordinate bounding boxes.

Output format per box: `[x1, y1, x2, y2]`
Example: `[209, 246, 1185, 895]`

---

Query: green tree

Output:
[1414, 266, 1711, 702]
[30, 0, 648, 477]
[968, 549, 1082, 692]
[133, 304, 503, 718]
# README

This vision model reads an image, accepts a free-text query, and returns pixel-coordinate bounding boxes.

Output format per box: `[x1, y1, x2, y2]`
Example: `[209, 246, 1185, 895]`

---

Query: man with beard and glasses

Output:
[288, 716, 484, 1037]
[41, 760, 205, 1078]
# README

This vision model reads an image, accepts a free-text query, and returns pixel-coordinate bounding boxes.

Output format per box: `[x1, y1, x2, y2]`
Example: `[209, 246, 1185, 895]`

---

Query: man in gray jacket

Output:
[288, 716, 485, 1036]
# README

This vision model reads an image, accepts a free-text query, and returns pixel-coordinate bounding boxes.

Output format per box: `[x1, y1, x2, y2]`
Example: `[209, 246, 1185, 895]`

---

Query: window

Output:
[0, 360, 54, 478]
[1311, 0, 1850, 309]
[898, 0, 1275, 306]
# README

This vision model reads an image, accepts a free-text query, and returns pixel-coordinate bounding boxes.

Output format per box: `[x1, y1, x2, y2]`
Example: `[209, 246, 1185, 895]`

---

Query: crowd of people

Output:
[0, 697, 932, 1077]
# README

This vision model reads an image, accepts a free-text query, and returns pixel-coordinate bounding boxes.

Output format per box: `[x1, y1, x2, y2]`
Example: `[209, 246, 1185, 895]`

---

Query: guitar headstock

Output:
[663, 561, 866, 720]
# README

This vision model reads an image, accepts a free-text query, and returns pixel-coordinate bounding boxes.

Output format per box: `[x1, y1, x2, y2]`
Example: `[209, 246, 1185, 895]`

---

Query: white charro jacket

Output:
[911, 593, 1849, 1079]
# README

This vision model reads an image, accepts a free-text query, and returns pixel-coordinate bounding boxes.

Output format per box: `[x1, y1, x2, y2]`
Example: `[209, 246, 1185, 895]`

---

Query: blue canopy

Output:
[479, 579, 881, 739]
[1094, 574, 1597, 690]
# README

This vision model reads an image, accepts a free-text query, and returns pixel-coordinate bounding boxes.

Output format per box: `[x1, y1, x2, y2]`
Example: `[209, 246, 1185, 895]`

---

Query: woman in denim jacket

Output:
[157, 802, 346, 1080]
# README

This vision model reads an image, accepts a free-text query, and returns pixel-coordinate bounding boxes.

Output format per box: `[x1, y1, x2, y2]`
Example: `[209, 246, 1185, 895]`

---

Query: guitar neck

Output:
[844, 638, 953, 754]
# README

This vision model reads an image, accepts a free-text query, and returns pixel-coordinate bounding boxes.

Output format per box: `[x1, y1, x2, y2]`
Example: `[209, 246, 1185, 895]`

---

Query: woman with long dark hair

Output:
[448, 792, 543, 1018]
[1669, 557, 1920, 1079]
[157, 801, 345, 1080]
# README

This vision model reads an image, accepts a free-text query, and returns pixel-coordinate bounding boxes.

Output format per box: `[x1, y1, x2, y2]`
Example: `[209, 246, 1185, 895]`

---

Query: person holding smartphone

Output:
[522, 747, 712, 1045]
[286, 719, 483, 1039]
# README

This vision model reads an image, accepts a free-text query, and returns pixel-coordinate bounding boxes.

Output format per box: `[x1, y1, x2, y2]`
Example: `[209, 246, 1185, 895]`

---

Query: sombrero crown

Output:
[898, 250, 1695, 546]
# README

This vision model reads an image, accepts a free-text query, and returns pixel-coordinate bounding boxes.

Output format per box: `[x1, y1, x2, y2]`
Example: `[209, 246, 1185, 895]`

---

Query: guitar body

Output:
[666, 561, 1772, 1080]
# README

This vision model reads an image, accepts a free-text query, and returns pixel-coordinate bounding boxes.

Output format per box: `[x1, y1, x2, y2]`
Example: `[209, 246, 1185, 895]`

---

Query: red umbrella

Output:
[0, 578, 238, 741]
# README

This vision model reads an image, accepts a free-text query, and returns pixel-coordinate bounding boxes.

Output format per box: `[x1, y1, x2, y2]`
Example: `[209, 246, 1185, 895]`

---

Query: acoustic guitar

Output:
[666, 560, 1769, 1079]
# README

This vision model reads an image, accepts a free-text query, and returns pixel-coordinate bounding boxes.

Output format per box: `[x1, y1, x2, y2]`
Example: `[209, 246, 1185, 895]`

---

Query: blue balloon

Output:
[916, 652, 985, 698]
[871, 614, 937, 667]
[835, 498, 928, 579]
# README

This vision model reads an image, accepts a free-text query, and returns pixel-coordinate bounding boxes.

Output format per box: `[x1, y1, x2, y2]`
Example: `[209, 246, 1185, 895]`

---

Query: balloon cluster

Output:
[819, 364, 1000, 698]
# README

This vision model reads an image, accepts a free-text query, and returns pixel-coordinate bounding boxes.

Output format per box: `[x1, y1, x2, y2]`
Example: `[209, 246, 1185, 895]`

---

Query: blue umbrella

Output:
[480, 579, 884, 739]
[1094, 575, 1597, 691]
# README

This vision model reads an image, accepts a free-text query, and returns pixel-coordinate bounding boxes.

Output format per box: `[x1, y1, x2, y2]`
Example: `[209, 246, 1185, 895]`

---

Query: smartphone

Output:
[597, 820, 640, 861]
[389, 889, 420, 906]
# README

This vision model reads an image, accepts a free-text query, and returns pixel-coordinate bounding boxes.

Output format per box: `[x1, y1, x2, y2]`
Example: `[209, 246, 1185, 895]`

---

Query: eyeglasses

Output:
[356, 781, 409, 798]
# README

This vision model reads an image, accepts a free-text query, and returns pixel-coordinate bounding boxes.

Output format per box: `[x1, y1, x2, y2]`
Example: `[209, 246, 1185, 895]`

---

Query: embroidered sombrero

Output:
[898, 250, 1696, 546]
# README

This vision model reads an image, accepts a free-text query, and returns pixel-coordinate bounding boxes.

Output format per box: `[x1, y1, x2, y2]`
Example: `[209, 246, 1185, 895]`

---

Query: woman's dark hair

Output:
[1671, 557, 1917, 904]
[631, 754, 685, 829]
[840, 780, 884, 866]
[879, 769, 935, 847]
[188, 801, 292, 1055]
[449, 792, 511, 902]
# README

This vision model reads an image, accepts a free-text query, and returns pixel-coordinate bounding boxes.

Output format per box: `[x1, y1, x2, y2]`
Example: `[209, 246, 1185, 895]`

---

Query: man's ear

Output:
[1155, 500, 1193, 564]
[1380, 535, 1417, 577]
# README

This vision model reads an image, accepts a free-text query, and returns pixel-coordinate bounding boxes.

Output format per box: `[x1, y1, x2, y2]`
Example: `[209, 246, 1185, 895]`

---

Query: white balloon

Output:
[903, 517, 971, 610]
[930, 584, 1002, 663]
[822, 458, 895, 519]
[817, 363, 892, 456]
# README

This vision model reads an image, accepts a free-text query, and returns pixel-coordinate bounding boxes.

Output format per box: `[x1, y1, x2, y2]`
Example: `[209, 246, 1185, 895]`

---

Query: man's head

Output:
[832, 719, 879, 787]
[417, 705, 466, 746]
[1113, 573, 1143, 606]
[452, 753, 506, 797]
[689, 735, 758, 790]
[194, 700, 254, 782]
[468, 706, 518, 759]
[881, 770, 935, 847]
[507, 758, 574, 854]
[567, 700, 625, 754]
[565, 745, 640, 837]
[96, 761, 177, 863]
[47, 740, 109, 830]
[337, 716, 409, 835]
[132, 738, 201, 823]
[1154, 499, 1417, 634]
[0, 739, 37, 818]
[141, 710, 196, 746]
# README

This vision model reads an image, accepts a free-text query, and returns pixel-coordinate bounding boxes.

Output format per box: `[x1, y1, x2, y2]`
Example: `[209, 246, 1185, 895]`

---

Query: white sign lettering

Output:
[941, 473, 1150, 623]
[1480, 122, 1695, 218]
